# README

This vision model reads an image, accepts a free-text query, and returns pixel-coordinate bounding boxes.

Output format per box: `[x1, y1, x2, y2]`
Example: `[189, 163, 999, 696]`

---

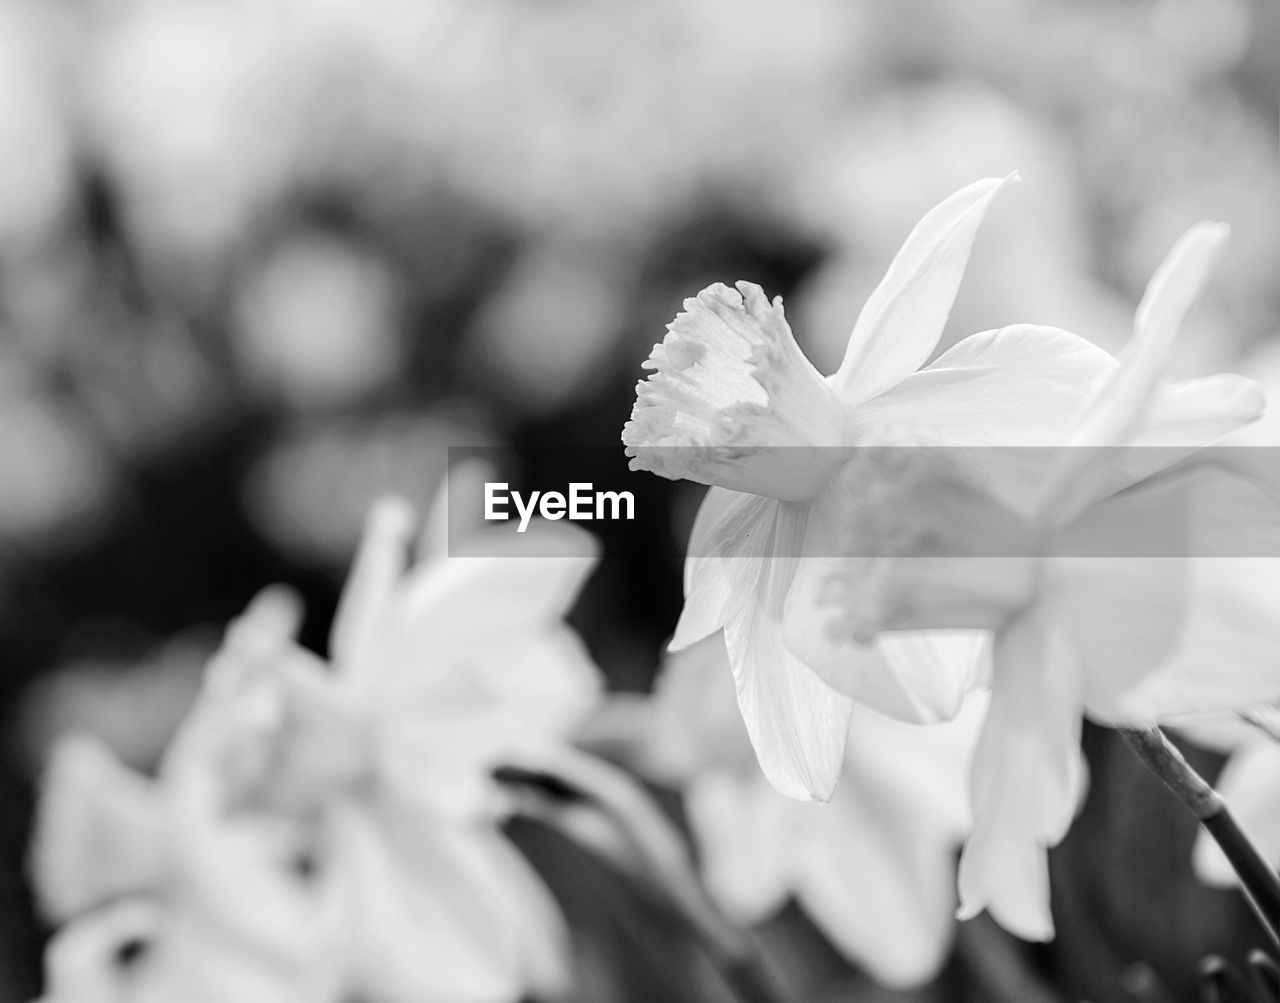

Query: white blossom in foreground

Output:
[795, 222, 1277, 940]
[623, 176, 1117, 801]
[175, 492, 603, 1003]
[640, 634, 986, 988]
[30, 733, 339, 1003]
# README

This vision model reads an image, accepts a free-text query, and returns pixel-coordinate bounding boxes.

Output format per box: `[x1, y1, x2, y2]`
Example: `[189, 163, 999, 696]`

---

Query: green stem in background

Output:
[1118, 726, 1280, 951]
[495, 748, 791, 1003]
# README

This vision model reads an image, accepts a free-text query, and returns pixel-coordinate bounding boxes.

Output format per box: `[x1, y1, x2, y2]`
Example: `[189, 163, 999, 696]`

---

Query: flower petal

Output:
[851, 324, 1115, 513]
[624, 281, 846, 500]
[832, 174, 1019, 405]
[782, 456, 997, 721]
[1082, 221, 1230, 446]
[672, 488, 783, 650]
[42, 900, 162, 1003]
[31, 736, 168, 923]
[401, 521, 598, 637]
[1044, 560, 1188, 724]
[420, 456, 499, 558]
[1045, 473, 1201, 720]
[645, 635, 758, 781]
[328, 802, 561, 1003]
[1136, 375, 1264, 448]
[376, 626, 603, 819]
[797, 706, 979, 987]
[1041, 375, 1264, 524]
[330, 496, 417, 680]
[958, 611, 1085, 941]
[783, 544, 989, 720]
[685, 771, 796, 922]
[1036, 223, 1232, 525]
[1085, 467, 1280, 718]
[1116, 559, 1280, 719]
[721, 503, 855, 802]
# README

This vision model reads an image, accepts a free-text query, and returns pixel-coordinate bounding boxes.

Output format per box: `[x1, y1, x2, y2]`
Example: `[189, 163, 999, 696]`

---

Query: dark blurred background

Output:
[0, 1, 1277, 1000]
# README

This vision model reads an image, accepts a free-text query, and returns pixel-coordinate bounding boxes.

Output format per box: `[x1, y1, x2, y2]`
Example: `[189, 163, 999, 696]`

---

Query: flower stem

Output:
[1118, 726, 1280, 950]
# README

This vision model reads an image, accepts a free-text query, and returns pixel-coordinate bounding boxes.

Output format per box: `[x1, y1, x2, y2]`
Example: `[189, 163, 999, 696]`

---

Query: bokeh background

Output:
[0, 1, 1277, 1000]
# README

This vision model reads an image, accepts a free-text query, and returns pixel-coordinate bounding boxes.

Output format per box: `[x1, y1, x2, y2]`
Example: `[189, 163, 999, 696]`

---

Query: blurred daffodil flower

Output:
[31, 733, 340, 1003]
[170, 481, 602, 1003]
[639, 634, 986, 989]
[797, 222, 1278, 940]
[622, 175, 1119, 801]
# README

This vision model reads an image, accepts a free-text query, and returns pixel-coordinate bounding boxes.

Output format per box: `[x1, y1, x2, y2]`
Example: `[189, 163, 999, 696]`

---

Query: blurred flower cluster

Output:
[29, 482, 601, 1002]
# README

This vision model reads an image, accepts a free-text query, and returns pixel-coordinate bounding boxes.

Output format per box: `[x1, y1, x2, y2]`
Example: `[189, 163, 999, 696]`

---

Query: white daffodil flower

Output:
[174, 488, 602, 1003]
[622, 176, 1119, 801]
[30, 734, 339, 1003]
[641, 634, 986, 989]
[793, 222, 1275, 940]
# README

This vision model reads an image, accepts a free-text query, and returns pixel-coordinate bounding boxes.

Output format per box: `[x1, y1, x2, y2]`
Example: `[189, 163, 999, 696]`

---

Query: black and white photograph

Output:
[0, 1, 1278, 1001]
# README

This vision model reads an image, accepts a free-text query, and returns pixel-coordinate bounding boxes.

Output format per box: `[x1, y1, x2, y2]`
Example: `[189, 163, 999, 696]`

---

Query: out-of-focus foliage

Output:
[0, 0, 1276, 1000]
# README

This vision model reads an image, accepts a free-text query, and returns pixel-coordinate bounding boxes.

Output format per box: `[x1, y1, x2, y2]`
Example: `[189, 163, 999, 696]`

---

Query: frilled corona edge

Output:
[621, 281, 846, 501]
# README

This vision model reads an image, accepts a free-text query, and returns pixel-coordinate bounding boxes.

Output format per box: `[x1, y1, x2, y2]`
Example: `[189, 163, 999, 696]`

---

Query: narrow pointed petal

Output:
[1091, 221, 1231, 446]
[1042, 375, 1264, 523]
[725, 608, 854, 803]
[1036, 223, 1230, 525]
[958, 612, 1085, 941]
[672, 488, 782, 651]
[421, 457, 499, 558]
[225, 585, 305, 653]
[330, 496, 417, 679]
[721, 504, 855, 802]
[1137, 375, 1263, 447]
[1132, 223, 1231, 383]
[624, 281, 846, 500]
[832, 175, 1019, 405]
[1042, 376, 1263, 531]
[398, 522, 599, 648]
